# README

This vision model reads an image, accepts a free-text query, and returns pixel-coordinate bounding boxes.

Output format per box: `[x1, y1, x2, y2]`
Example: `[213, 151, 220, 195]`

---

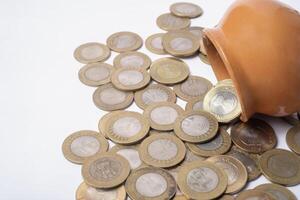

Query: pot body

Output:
[203, 0, 300, 121]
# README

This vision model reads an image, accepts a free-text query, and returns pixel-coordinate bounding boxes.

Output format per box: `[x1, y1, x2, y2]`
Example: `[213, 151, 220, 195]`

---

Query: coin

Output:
[231, 119, 277, 154]
[113, 51, 151, 70]
[62, 130, 108, 164]
[207, 155, 248, 194]
[259, 149, 300, 186]
[217, 79, 234, 87]
[140, 133, 186, 168]
[98, 111, 123, 138]
[173, 76, 213, 101]
[111, 67, 151, 91]
[219, 195, 235, 200]
[156, 13, 190, 31]
[145, 33, 167, 55]
[203, 84, 242, 123]
[149, 130, 176, 135]
[255, 183, 297, 200]
[106, 31, 143, 52]
[236, 190, 276, 200]
[173, 196, 188, 200]
[185, 96, 204, 111]
[82, 153, 130, 188]
[134, 83, 177, 110]
[170, 2, 203, 18]
[74, 42, 111, 64]
[92, 83, 133, 111]
[199, 53, 210, 65]
[187, 128, 231, 157]
[182, 148, 206, 164]
[144, 102, 184, 131]
[177, 161, 228, 200]
[174, 110, 219, 143]
[76, 182, 126, 200]
[286, 125, 300, 155]
[150, 57, 189, 85]
[102, 111, 150, 144]
[188, 26, 204, 38]
[125, 167, 177, 200]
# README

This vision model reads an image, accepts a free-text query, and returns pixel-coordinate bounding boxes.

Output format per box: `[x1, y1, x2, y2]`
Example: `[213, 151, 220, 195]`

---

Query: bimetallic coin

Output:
[255, 183, 297, 200]
[156, 13, 190, 31]
[106, 31, 143, 52]
[140, 133, 186, 168]
[82, 153, 130, 188]
[74, 42, 110, 64]
[188, 26, 204, 38]
[62, 130, 108, 164]
[170, 2, 203, 18]
[199, 53, 210, 65]
[236, 190, 275, 200]
[113, 51, 151, 70]
[98, 111, 123, 139]
[231, 119, 277, 154]
[219, 195, 235, 200]
[259, 149, 300, 186]
[125, 167, 177, 200]
[145, 33, 167, 55]
[286, 125, 300, 155]
[92, 83, 133, 111]
[185, 96, 204, 111]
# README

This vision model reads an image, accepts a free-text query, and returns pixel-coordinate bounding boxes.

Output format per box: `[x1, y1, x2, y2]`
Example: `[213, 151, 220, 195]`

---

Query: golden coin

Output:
[259, 149, 300, 186]
[286, 125, 300, 155]
[125, 167, 177, 200]
[255, 183, 297, 200]
[156, 13, 190, 31]
[134, 83, 177, 110]
[185, 96, 205, 111]
[62, 130, 108, 164]
[207, 155, 248, 194]
[78, 62, 113, 87]
[140, 133, 186, 168]
[76, 182, 126, 200]
[113, 51, 151, 70]
[174, 76, 213, 101]
[82, 153, 130, 188]
[145, 33, 167, 55]
[74, 42, 111, 64]
[170, 2, 203, 18]
[106, 31, 143, 52]
[98, 111, 123, 138]
[231, 119, 277, 154]
[199, 53, 210, 65]
[143, 102, 184, 131]
[150, 57, 190, 85]
[102, 111, 150, 144]
[111, 66, 150, 91]
[92, 83, 133, 111]
[236, 190, 275, 200]
[177, 161, 228, 200]
[174, 110, 219, 143]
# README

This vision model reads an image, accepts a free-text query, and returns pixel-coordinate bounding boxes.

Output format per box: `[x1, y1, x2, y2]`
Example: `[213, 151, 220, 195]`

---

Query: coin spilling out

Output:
[236, 190, 275, 200]
[170, 2, 203, 18]
[145, 33, 167, 55]
[199, 53, 210, 65]
[106, 31, 143, 52]
[98, 111, 122, 138]
[134, 83, 177, 110]
[174, 75, 213, 101]
[156, 13, 191, 31]
[255, 183, 297, 200]
[259, 149, 300, 186]
[113, 51, 151, 69]
[185, 96, 205, 111]
[207, 155, 248, 194]
[74, 42, 111, 64]
[82, 153, 130, 188]
[231, 118, 277, 154]
[144, 102, 184, 131]
[150, 57, 190, 85]
[286, 125, 300, 155]
[92, 83, 133, 111]
[102, 111, 149, 144]
[125, 167, 177, 200]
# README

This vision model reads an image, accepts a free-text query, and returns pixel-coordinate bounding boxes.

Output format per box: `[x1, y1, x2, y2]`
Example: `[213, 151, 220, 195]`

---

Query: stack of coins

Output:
[63, 2, 299, 200]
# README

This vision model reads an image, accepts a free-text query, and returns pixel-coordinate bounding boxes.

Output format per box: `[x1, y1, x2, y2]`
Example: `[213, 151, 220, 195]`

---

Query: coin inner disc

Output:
[142, 89, 169, 105]
[181, 79, 209, 96]
[214, 161, 238, 185]
[187, 167, 219, 192]
[80, 44, 104, 59]
[196, 133, 223, 150]
[117, 70, 143, 86]
[113, 35, 136, 49]
[151, 36, 164, 49]
[193, 101, 204, 110]
[157, 64, 181, 79]
[135, 173, 168, 197]
[267, 154, 298, 178]
[170, 37, 193, 51]
[89, 158, 122, 180]
[85, 186, 118, 200]
[112, 117, 142, 137]
[85, 66, 110, 81]
[150, 106, 178, 125]
[70, 136, 100, 157]
[175, 4, 198, 14]
[100, 88, 126, 105]
[148, 139, 178, 160]
[264, 189, 288, 200]
[117, 149, 142, 169]
[210, 91, 238, 116]
[181, 115, 210, 136]
[120, 55, 144, 68]
[161, 15, 184, 27]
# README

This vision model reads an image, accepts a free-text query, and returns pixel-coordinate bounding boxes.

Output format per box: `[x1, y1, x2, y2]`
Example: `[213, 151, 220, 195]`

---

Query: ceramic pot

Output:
[203, 0, 300, 122]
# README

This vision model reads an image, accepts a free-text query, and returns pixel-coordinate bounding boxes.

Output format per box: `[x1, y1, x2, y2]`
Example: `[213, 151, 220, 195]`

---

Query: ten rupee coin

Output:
[170, 2, 203, 18]
[74, 42, 110, 64]
[113, 51, 151, 70]
[156, 13, 190, 31]
[255, 183, 297, 200]
[106, 31, 143, 53]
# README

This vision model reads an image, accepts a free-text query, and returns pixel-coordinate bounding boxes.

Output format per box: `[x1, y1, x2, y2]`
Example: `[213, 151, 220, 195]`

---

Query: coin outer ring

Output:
[199, 52, 210, 65]
[236, 190, 276, 200]
[185, 96, 204, 111]
[259, 149, 300, 186]
[286, 125, 300, 155]
[178, 161, 228, 200]
[255, 183, 297, 200]
[106, 31, 143, 53]
[140, 133, 186, 168]
[92, 83, 134, 111]
[134, 83, 177, 110]
[170, 2, 203, 18]
[113, 51, 151, 70]
[156, 13, 191, 31]
[143, 102, 184, 131]
[145, 33, 167, 55]
[98, 111, 123, 139]
[73, 42, 111, 64]
[62, 130, 109, 164]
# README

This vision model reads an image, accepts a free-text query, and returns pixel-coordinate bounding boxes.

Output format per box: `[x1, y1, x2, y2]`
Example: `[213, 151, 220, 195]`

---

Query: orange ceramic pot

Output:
[203, 0, 300, 122]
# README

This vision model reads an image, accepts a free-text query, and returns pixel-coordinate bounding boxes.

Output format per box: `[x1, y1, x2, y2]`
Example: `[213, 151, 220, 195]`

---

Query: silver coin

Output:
[181, 115, 210, 136]
[74, 42, 110, 63]
[151, 35, 164, 50]
[78, 63, 112, 87]
[116, 148, 142, 170]
[135, 173, 168, 197]
[181, 77, 211, 97]
[156, 13, 190, 31]
[170, 37, 193, 51]
[170, 2, 203, 18]
[84, 186, 118, 199]
[193, 101, 204, 110]
[89, 158, 122, 180]
[188, 27, 204, 38]
[99, 87, 127, 105]
[142, 89, 169, 105]
[70, 136, 100, 157]
[150, 106, 179, 125]
[117, 70, 144, 86]
[120, 55, 144, 68]
[148, 139, 178, 160]
[197, 133, 223, 151]
[210, 90, 238, 116]
[187, 167, 219, 192]
[112, 117, 142, 137]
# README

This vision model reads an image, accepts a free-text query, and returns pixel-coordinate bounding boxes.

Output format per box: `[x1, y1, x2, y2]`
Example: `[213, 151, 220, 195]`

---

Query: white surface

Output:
[0, 0, 299, 199]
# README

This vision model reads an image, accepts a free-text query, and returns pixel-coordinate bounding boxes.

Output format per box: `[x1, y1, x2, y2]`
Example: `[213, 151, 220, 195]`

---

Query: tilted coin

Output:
[74, 42, 111, 64]
[98, 111, 123, 138]
[255, 183, 297, 200]
[218, 195, 235, 200]
[134, 83, 177, 110]
[174, 110, 219, 143]
[174, 75, 213, 101]
[207, 155, 248, 194]
[259, 149, 300, 186]
[150, 57, 190, 85]
[199, 53, 210, 65]
[106, 31, 143, 52]
[286, 125, 300, 155]
[62, 130, 108, 164]
[236, 190, 275, 200]
[140, 133, 186, 168]
[231, 119, 277, 154]
[113, 51, 151, 70]
[170, 2, 203, 18]
[145, 33, 167, 55]
[92, 83, 133, 111]
[82, 153, 130, 188]
[185, 96, 204, 111]
[156, 13, 190, 31]
[125, 167, 177, 200]
[188, 26, 204, 38]
[182, 148, 206, 164]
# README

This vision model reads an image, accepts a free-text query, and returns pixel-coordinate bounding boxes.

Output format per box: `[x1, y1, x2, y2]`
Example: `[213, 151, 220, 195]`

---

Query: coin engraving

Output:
[100, 87, 126, 105]
[197, 133, 223, 151]
[170, 37, 193, 51]
[181, 78, 210, 97]
[112, 117, 142, 137]
[120, 55, 144, 68]
[151, 106, 178, 125]
[89, 158, 122, 180]
[117, 149, 142, 170]
[210, 91, 238, 116]
[181, 115, 210, 136]
[84, 65, 110, 82]
[148, 139, 178, 160]
[267, 154, 298, 178]
[214, 160, 238, 185]
[142, 89, 169, 104]
[71, 136, 100, 157]
[135, 173, 168, 197]
[117, 70, 143, 86]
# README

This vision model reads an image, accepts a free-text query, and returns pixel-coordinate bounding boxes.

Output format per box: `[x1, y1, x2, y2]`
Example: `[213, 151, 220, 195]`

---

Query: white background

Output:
[0, 0, 299, 199]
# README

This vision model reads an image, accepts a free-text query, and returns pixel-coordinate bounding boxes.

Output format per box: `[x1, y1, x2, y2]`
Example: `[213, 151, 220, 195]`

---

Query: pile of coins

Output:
[63, 2, 300, 200]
